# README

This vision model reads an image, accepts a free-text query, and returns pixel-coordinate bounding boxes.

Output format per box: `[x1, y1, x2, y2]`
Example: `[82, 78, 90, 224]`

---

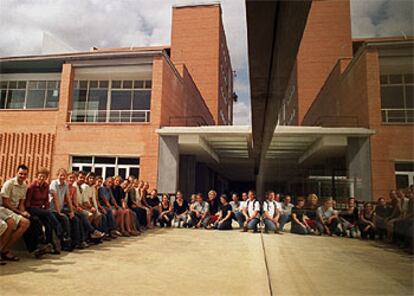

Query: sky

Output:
[0, 0, 413, 125]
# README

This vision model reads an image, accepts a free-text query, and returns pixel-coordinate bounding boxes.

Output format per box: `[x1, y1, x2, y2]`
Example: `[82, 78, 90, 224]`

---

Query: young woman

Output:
[291, 197, 313, 235]
[359, 202, 376, 240]
[214, 195, 233, 230]
[158, 194, 173, 227]
[339, 197, 359, 238]
[173, 191, 189, 228]
[305, 194, 319, 234]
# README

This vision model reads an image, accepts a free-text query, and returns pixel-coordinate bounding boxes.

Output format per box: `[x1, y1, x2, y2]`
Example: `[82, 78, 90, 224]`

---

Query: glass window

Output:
[389, 74, 403, 84]
[72, 89, 87, 109]
[145, 80, 152, 89]
[26, 89, 45, 108]
[111, 90, 132, 110]
[88, 89, 108, 110]
[405, 73, 413, 84]
[72, 156, 93, 163]
[95, 157, 116, 164]
[6, 89, 25, 109]
[118, 158, 140, 165]
[381, 86, 404, 108]
[89, 80, 99, 88]
[122, 80, 133, 89]
[45, 89, 59, 108]
[129, 167, 139, 179]
[406, 85, 413, 108]
[0, 89, 7, 108]
[99, 80, 109, 88]
[380, 75, 388, 84]
[134, 80, 144, 89]
[112, 80, 121, 88]
[132, 90, 151, 110]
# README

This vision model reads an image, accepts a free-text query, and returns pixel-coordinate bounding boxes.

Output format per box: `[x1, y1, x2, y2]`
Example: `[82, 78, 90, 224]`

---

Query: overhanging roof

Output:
[157, 125, 374, 182]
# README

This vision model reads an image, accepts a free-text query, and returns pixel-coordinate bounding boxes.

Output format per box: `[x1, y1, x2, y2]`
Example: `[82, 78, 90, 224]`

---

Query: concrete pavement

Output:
[0, 228, 412, 296]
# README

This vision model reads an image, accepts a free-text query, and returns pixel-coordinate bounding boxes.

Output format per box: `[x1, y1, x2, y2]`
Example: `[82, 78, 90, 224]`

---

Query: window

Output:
[380, 73, 414, 123]
[0, 80, 60, 109]
[71, 79, 151, 123]
[395, 162, 414, 189]
[71, 156, 140, 180]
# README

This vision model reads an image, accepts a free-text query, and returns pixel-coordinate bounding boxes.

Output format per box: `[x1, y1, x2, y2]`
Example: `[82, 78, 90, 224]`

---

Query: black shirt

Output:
[208, 198, 220, 215]
[374, 205, 390, 219]
[111, 185, 125, 206]
[220, 204, 233, 220]
[146, 195, 160, 207]
[292, 206, 305, 225]
[305, 206, 318, 220]
[174, 200, 188, 215]
[340, 207, 359, 224]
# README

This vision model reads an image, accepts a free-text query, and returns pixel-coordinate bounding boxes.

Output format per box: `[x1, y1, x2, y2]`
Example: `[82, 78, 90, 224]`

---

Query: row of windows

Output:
[71, 80, 151, 123]
[380, 73, 413, 85]
[71, 156, 140, 180]
[0, 80, 60, 109]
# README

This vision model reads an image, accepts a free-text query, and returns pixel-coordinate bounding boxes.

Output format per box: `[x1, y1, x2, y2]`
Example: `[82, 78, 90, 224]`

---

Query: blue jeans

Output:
[234, 212, 245, 228]
[263, 218, 278, 232]
[247, 218, 260, 231]
[279, 214, 291, 231]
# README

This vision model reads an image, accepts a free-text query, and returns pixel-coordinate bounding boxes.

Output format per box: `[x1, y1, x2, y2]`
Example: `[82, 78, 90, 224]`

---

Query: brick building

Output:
[0, 3, 234, 191]
[278, 0, 414, 200]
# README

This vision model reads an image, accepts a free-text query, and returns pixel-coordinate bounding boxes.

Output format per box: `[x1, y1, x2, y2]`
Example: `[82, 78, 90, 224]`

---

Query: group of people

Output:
[1, 165, 413, 265]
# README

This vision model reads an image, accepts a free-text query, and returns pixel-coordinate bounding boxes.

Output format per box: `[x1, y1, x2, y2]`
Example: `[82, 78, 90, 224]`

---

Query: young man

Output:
[316, 198, 341, 236]
[188, 193, 209, 228]
[279, 195, 294, 231]
[291, 197, 313, 235]
[262, 191, 281, 234]
[242, 190, 261, 233]
[25, 167, 61, 255]
[374, 197, 389, 240]
[96, 177, 118, 239]
[98, 177, 122, 238]
[49, 168, 81, 250]
[0, 165, 31, 261]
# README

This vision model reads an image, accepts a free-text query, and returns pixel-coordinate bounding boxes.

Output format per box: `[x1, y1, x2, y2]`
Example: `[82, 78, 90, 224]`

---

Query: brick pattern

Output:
[0, 133, 54, 183]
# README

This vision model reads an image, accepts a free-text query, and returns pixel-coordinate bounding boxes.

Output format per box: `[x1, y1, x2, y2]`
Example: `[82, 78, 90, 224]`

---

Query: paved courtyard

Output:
[0, 228, 413, 296]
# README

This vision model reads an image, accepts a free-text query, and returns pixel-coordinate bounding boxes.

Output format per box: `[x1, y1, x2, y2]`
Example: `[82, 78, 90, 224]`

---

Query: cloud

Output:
[233, 101, 251, 125]
[351, 0, 414, 37]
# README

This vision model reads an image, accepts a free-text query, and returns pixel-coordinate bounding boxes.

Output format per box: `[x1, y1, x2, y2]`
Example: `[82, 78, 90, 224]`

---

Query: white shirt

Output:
[246, 199, 260, 217]
[263, 200, 278, 218]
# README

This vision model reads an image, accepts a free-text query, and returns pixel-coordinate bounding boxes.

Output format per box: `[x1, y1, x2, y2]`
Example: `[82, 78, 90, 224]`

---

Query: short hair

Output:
[152, 188, 158, 193]
[56, 168, 67, 176]
[86, 172, 96, 178]
[17, 164, 29, 171]
[196, 193, 204, 198]
[78, 171, 87, 176]
[220, 194, 229, 202]
[37, 167, 50, 176]
[248, 190, 255, 195]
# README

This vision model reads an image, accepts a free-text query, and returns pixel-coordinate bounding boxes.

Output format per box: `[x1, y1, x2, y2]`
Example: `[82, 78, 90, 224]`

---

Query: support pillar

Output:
[157, 136, 179, 194]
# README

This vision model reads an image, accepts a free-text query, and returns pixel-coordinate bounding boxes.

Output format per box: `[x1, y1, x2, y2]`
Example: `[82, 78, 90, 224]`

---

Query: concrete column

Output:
[346, 137, 372, 201]
[157, 136, 179, 194]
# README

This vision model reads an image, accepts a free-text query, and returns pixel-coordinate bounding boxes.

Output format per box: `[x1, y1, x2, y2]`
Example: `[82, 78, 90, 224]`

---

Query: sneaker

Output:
[111, 230, 122, 237]
[81, 241, 89, 249]
[91, 230, 105, 239]
[33, 243, 53, 259]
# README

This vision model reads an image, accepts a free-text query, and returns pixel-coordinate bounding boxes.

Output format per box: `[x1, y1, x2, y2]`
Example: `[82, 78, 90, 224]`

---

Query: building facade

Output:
[278, 0, 414, 200]
[0, 4, 234, 190]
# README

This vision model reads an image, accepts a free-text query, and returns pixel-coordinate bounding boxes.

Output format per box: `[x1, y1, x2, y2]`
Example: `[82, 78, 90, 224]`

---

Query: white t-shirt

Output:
[0, 177, 27, 208]
[246, 199, 260, 217]
[263, 200, 278, 218]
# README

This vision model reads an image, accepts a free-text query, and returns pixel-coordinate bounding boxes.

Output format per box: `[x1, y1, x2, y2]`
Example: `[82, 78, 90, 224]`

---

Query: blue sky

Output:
[0, 0, 413, 125]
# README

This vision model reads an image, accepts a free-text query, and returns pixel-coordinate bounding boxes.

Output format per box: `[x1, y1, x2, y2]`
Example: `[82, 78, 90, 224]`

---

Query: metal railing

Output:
[69, 110, 150, 123]
[381, 108, 414, 124]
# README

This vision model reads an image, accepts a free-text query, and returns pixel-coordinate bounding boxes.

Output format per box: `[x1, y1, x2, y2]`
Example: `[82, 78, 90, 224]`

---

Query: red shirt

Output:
[25, 180, 50, 209]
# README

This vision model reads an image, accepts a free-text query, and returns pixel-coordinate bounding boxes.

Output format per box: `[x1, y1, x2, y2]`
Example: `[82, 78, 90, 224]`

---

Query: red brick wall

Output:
[171, 4, 232, 125]
[296, 0, 353, 124]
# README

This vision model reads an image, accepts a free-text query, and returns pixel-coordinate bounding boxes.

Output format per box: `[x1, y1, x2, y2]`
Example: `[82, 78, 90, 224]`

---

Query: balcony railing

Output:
[69, 110, 150, 123]
[381, 108, 414, 124]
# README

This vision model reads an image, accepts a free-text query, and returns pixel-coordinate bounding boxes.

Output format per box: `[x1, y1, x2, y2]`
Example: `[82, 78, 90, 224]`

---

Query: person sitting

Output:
[291, 197, 313, 235]
[262, 191, 281, 234]
[386, 190, 401, 242]
[25, 167, 62, 255]
[359, 202, 376, 240]
[173, 191, 188, 228]
[304, 193, 320, 234]
[98, 177, 122, 238]
[95, 176, 118, 240]
[230, 193, 244, 229]
[214, 195, 233, 230]
[125, 179, 149, 229]
[49, 168, 80, 251]
[279, 195, 294, 232]
[242, 190, 261, 233]
[374, 197, 389, 240]
[393, 190, 413, 250]
[146, 189, 160, 227]
[188, 193, 209, 228]
[339, 197, 359, 238]
[316, 198, 341, 236]
[203, 190, 220, 228]
[0, 165, 31, 261]
[0, 217, 10, 265]
[158, 194, 173, 227]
